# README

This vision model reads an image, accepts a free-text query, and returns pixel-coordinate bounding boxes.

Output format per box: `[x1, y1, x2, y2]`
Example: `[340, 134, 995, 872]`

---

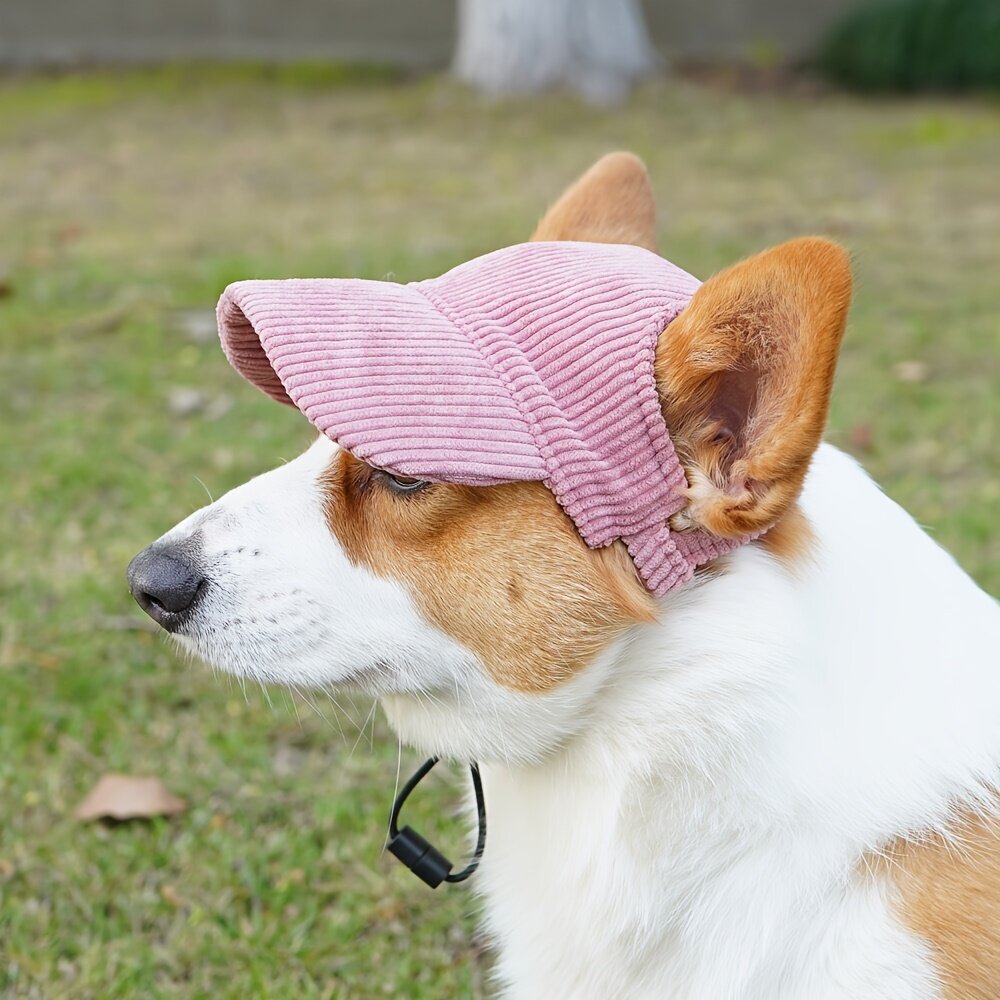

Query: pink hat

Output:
[216, 241, 746, 596]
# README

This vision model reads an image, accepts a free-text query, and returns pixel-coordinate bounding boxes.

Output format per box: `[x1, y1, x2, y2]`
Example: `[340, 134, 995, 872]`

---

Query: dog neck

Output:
[384, 443, 1000, 998]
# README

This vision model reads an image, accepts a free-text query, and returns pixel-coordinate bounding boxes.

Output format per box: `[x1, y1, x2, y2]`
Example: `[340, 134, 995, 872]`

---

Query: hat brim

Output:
[217, 278, 545, 485]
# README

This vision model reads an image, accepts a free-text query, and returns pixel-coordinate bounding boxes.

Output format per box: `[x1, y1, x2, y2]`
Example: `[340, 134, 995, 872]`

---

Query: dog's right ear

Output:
[531, 152, 657, 252]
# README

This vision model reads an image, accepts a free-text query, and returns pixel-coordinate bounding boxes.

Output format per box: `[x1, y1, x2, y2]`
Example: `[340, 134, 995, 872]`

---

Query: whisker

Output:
[293, 683, 346, 741]
[193, 475, 215, 504]
[349, 700, 378, 759]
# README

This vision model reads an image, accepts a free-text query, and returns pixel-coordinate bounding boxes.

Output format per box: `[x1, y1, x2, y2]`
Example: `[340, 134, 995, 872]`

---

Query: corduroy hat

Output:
[216, 241, 746, 596]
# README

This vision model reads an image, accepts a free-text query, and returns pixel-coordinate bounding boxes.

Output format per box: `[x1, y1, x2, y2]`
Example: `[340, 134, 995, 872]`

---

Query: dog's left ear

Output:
[656, 237, 852, 539]
[531, 152, 657, 251]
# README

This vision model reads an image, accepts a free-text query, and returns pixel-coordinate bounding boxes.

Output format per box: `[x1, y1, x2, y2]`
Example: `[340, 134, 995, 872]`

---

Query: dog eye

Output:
[383, 473, 429, 494]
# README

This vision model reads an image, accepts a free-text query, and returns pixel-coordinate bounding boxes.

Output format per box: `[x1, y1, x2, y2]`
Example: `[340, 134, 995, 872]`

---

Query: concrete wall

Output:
[1, 0, 456, 69]
[645, 0, 858, 62]
[1, 0, 858, 70]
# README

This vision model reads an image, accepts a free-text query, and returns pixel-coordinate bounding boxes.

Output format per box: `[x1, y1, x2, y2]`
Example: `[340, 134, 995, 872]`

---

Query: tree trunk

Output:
[453, 0, 661, 104]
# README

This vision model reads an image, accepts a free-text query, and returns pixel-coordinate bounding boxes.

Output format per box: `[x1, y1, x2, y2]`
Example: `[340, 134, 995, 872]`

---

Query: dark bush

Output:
[818, 0, 1000, 92]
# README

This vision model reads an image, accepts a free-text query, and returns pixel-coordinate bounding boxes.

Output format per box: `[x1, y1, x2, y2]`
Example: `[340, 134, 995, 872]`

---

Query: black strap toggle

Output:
[386, 757, 486, 889]
[386, 825, 453, 888]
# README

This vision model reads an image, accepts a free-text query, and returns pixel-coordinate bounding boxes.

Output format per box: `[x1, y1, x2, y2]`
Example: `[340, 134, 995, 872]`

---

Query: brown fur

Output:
[656, 237, 852, 539]
[322, 453, 654, 693]
[882, 813, 1000, 999]
[759, 503, 816, 567]
[530, 152, 658, 251]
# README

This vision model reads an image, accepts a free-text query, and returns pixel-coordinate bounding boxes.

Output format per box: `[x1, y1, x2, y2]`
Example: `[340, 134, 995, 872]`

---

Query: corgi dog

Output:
[128, 153, 1000, 999]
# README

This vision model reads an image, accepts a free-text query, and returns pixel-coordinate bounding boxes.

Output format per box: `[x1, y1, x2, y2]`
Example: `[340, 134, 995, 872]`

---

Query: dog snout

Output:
[127, 544, 205, 631]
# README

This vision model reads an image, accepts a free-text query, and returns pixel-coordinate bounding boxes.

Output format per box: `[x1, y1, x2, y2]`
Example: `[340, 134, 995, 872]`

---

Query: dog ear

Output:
[531, 152, 657, 251]
[656, 237, 852, 539]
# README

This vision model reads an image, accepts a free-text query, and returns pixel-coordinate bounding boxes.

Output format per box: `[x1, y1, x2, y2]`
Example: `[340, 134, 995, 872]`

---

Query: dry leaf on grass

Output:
[167, 387, 207, 418]
[75, 774, 186, 821]
[160, 884, 184, 908]
[893, 360, 930, 384]
[171, 309, 218, 344]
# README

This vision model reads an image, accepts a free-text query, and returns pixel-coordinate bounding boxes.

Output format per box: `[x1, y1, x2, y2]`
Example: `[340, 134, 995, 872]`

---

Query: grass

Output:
[0, 64, 997, 997]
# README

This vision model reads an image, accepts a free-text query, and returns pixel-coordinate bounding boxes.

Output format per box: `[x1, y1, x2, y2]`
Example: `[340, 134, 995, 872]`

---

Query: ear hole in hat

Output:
[655, 237, 852, 540]
[530, 152, 658, 252]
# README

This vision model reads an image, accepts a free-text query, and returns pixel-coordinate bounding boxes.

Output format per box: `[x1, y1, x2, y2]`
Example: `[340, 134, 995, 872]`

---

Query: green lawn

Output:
[0, 66, 997, 998]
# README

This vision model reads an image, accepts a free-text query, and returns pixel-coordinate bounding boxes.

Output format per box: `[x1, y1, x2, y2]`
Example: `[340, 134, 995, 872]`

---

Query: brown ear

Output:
[531, 152, 657, 251]
[656, 237, 852, 539]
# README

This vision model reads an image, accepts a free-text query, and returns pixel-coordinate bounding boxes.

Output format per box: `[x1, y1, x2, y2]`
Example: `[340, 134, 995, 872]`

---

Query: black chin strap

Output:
[386, 757, 486, 888]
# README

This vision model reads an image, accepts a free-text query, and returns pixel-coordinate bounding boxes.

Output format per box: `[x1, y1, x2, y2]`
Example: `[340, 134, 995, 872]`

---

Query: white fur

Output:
[149, 436, 1000, 999]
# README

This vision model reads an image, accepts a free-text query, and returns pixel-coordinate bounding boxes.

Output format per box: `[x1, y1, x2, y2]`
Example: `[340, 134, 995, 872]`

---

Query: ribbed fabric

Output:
[217, 241, 747, 596]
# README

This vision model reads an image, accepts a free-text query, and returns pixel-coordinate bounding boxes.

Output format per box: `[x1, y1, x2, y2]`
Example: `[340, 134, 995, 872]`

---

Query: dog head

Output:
[129, 153, 851, 763]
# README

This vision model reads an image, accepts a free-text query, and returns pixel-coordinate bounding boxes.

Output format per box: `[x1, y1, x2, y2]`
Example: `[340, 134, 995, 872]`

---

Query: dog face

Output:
[129, 153, 851, 763]
[130, 433, 641, 762]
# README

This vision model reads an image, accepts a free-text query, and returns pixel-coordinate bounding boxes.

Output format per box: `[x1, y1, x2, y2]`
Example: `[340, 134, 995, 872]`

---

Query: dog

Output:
[129, 153, 999, 999]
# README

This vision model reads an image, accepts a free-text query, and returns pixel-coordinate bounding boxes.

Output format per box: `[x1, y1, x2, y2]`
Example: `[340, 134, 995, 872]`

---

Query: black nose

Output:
[127, 545, 205, 631]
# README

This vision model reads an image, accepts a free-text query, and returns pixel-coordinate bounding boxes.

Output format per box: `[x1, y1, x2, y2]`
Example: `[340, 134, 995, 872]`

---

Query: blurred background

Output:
[1, 0, 997, 996]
